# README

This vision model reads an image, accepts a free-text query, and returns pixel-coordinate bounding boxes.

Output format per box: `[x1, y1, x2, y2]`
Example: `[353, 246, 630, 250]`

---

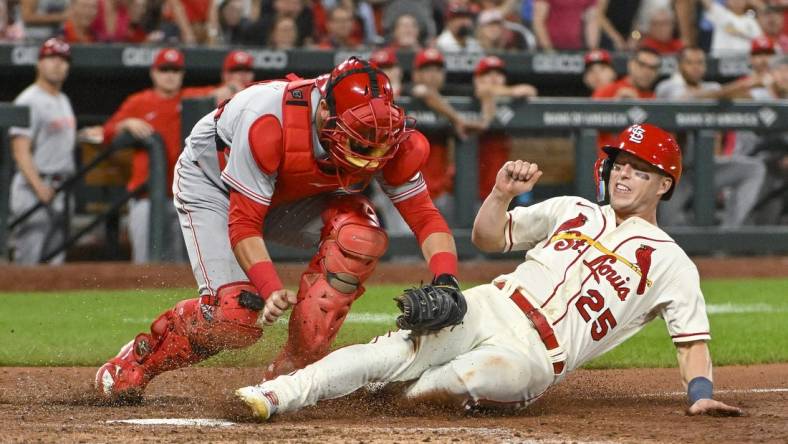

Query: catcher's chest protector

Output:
[271, 80, 371, 206]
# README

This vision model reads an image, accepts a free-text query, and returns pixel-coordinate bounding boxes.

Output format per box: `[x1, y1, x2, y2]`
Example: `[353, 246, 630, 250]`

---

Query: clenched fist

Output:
[493, 160, 543, 199]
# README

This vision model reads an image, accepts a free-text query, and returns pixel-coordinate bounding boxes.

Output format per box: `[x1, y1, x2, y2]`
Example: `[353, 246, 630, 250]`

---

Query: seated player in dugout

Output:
[582, 49, 617, 94]
[95, 57, 460, 402]
[473, 55, 538, 201]
[187, 49, 257, 105]
[408, 48, 487, 215]
[235, 123, 743, 420]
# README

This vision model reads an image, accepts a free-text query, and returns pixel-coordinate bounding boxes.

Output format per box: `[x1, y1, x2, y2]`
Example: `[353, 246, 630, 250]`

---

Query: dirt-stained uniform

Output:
[250, 195, 710, 412]
[237, 124, 713, 416]
[95, 58, 458, 401]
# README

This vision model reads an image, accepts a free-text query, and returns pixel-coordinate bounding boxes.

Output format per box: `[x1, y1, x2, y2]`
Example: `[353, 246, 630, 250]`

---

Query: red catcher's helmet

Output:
[596, 123, 682, 202]
[319, 57, 414, 179]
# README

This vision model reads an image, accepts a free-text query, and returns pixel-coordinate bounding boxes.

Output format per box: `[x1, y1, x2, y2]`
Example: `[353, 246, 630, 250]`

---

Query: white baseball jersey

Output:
[496, 196, 711, 371]
[251, 197, 712, 415]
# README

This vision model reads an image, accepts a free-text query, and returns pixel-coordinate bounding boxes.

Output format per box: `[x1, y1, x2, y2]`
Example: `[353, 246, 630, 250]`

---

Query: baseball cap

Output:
[474, 55, 506, 76]
[584, 49, 612, 68]
[413, 48, 445, 70]
[477, 9, 504, 26]
[370, 48, 398, 69]
[750, 37, 776, 56]
[152, 48, 185, 69]
[445, 1, 474, 19]
[39, 38, 71, 61]
[223, 50, 254, 72]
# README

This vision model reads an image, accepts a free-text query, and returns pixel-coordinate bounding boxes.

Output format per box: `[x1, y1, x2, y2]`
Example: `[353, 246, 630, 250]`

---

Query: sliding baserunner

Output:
[236, 124, 743, 418]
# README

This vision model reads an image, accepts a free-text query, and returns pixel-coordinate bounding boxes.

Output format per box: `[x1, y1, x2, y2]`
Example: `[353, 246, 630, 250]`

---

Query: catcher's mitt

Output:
[394, 275, 467, 332]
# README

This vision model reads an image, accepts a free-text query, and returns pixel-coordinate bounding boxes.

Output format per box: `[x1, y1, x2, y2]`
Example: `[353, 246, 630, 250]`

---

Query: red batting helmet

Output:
[318, 57, 414, 180]
[596, 123, 682, 201]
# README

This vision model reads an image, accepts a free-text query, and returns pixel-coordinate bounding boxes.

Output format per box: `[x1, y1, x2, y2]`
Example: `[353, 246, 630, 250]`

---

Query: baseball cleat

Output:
[94, 341, 148, 403]
[235, 386, 279, 421]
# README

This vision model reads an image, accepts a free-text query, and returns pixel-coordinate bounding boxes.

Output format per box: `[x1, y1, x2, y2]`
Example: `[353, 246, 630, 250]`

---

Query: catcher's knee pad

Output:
[317, 194, 389, 293]
[192, 282, 264, 352]
[266, 273, 359, 377]
[265, 198, 387, 377]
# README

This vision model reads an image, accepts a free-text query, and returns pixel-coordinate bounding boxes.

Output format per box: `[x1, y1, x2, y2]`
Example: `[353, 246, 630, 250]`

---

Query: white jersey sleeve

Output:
[656, 264, 711, 343]
[375, 171, 428, 203]
[217, 83, 286, 206]
[704, 2, 730, 28]
[504, 196, 575, 252]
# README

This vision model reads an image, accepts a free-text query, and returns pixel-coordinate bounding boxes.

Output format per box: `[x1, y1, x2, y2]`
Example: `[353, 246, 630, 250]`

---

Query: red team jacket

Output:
[103, 87, 212, 194]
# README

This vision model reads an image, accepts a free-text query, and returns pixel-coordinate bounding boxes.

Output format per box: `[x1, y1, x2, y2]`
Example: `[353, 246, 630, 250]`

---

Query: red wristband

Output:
[247, 261, 283, 300]
[428, 251, 458, 277]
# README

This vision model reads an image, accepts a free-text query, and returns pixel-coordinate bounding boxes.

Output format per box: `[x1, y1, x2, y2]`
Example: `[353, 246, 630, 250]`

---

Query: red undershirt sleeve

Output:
[393, 189, 451, 246]
[228, 188, 269, 248]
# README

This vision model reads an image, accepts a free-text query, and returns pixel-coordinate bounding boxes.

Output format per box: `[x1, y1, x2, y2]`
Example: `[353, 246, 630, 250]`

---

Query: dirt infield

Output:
[1, 364, 786, 443]
[1, 256, 787, 291]
[1, 259, 786, 442]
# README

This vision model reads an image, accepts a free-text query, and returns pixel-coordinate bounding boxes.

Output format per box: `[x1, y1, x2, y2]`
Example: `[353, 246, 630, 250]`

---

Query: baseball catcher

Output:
[95, 57, 460, 402]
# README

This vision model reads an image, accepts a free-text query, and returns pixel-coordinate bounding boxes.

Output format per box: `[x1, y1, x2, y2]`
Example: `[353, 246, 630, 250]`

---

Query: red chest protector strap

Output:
[280, 79, 316, 174]
[213, 78, 292, 172]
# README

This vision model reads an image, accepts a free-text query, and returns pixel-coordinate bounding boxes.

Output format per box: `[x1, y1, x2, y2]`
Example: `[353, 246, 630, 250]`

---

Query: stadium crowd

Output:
[3, 0, 788, 263]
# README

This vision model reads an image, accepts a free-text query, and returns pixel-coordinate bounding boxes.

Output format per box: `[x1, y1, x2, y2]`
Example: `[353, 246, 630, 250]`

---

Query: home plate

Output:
[106, 418, 236, 427]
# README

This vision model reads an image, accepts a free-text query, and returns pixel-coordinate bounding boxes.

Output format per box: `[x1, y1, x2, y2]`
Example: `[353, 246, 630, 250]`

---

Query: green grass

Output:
[0, 279, 786, 368]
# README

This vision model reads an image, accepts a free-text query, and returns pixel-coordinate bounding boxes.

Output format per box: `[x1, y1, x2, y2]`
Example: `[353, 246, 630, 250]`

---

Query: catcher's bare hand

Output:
[687, 398, 745, 417]
[494, 160, 542, 199]
[260, 289, 297, 326]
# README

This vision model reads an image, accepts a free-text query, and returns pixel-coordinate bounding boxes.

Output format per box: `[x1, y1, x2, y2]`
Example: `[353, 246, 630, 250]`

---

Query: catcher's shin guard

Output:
[95, 283, 263, 400]
[265, 195, 388, 378]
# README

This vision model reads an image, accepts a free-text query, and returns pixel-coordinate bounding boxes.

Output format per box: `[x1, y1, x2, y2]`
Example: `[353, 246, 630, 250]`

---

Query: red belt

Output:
[496, 281, 565, 375]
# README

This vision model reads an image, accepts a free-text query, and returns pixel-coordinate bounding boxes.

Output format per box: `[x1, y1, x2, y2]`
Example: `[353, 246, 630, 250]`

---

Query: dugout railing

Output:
[0, 122, 170, 262]
[0, 104, 29, 261]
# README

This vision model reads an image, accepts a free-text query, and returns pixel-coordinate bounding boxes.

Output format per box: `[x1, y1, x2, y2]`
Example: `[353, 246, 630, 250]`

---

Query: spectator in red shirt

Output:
[60, 0, 98, 43]
[593, 47, 661, 150]
[161, 0, 217, 44]
[99, 48, 213, 263]
[639, 7, 683, 54]
[582, 48, 617, 93]
[316, 6, 363, 49]
[126, 0, 160, 42]
[532, 0, 599, 50]
[758, 5, 788, 52]
[89, 0, 129, 42]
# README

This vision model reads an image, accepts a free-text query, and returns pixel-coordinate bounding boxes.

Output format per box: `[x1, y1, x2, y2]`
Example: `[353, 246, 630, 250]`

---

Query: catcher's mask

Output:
[595, 123, 682, 203]
[317, 57, 414, 187]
